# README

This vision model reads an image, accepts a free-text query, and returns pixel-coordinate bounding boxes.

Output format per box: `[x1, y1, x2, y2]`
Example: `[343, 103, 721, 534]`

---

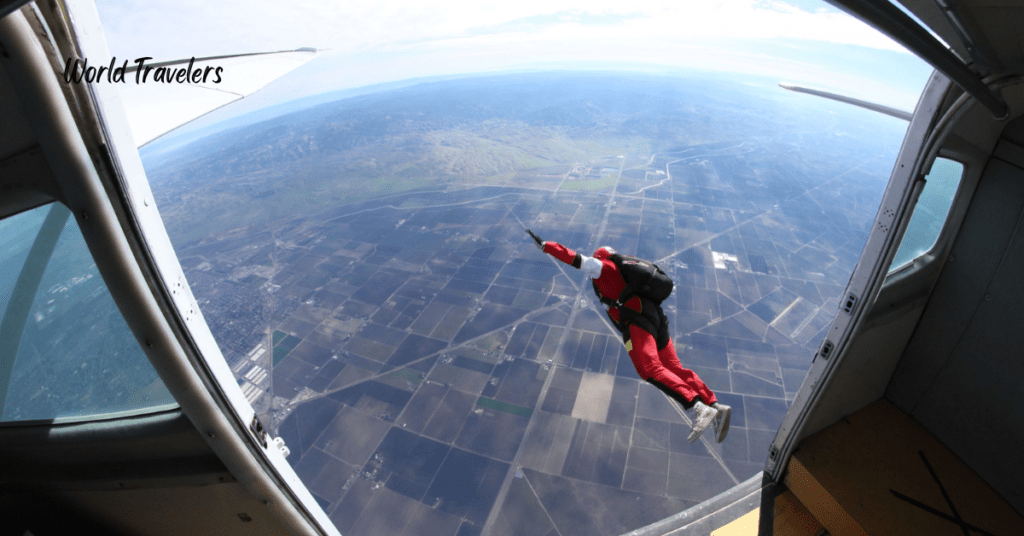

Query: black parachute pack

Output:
[594, 253, 674, 307]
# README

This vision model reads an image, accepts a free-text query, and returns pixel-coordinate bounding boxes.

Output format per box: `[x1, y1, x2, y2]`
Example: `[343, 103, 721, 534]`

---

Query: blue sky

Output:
[95, 0, 933, 133]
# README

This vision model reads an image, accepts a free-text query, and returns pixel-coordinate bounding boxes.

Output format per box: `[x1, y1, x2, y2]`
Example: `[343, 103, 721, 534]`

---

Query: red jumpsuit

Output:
[542, 241, 716, 406]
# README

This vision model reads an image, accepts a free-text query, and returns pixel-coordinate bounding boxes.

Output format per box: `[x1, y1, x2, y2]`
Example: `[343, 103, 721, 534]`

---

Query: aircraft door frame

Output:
[2, 2, 339, 534]
[764, 69, 956, 480]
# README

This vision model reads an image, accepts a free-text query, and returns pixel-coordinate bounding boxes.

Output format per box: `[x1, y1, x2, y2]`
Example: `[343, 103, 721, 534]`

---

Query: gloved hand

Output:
[526, 229, 545, 249]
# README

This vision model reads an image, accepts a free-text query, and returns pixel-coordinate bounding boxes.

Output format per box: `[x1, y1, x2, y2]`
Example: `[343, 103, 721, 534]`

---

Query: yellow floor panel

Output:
[711, 507, 759, 536]
[785, 399, 1024, 536]
[773, 490, 824, 536]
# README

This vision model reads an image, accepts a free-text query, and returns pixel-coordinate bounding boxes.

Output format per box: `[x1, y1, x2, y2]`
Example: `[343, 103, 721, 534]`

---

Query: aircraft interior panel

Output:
[790, 300, 924, 438]
[787, 87, 993, 443]
[887, 120, 1024, 515]
[0, 63, 35, 157]
[1, 409, 238, 534]
[772, 39, 1024, 522]
[53, 482, 299, 536]
[0, 47, 55, 221]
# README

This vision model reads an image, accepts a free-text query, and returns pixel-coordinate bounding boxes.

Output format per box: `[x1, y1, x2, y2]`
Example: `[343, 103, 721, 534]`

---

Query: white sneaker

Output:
[711, 402, 731, 443]
[686, 401, 718, 443]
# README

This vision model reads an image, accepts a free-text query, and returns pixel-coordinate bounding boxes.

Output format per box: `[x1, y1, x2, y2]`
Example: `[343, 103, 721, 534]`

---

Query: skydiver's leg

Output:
[655, 338, 717, 405]
[627, 325, 711, 404]
[648, 305, 718, 404]
[647, 378, 697, 410]
[654, 312, 730, 441]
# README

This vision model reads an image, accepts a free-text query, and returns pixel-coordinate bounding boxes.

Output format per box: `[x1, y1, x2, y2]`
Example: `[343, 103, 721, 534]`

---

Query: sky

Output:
[94, 0, 934, 137]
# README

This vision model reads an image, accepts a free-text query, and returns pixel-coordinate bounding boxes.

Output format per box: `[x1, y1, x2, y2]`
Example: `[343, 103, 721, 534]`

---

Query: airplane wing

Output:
[117, 49, 319, 147]
[779, 82, 913, 121]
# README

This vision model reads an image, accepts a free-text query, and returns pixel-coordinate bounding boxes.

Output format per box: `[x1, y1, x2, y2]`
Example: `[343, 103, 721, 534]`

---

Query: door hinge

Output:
[249, 414, 268, 448]
[843, 293, 858, 314]
[818, 339, 835, 361]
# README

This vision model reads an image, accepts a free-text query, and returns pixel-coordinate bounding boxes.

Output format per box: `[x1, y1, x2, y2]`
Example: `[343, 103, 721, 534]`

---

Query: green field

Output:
[477, 396, 533, 418]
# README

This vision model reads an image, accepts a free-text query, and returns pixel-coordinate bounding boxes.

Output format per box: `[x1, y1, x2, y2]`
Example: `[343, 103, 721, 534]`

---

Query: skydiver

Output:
[527, 229, 731, 443]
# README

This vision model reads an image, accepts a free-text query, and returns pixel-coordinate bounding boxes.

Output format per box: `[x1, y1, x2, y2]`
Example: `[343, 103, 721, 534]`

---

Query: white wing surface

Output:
[119, 49, 318, 146]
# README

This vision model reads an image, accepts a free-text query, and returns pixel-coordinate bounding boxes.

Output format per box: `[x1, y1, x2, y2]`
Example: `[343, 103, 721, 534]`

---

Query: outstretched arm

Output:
[543, 241, 582, 268]
[526, 230, 602, 278]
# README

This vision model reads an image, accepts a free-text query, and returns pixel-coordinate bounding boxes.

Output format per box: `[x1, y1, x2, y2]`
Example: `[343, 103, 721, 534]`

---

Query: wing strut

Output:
[779, 83, 913, 121]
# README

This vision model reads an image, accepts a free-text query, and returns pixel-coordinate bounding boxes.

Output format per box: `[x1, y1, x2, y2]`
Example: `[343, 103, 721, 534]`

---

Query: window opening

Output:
[0, 203, 177, 423]
[889, 158, 964, 272]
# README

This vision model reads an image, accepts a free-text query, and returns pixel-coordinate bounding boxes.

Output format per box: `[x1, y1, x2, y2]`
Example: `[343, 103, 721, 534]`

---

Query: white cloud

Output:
[95, 0, 928, 124]
[96, 0, 905, 61]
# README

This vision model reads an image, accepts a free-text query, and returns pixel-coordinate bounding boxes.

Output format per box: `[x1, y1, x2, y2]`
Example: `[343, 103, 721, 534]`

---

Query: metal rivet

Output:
[948, 255, 955, 262]
[145, 339, 153, 347]
[262, 500, 270, 506]
[80, 210, 89, 220]
[143, 197, 150, 206]
[208, 432, 215, 438]
[985, 294, 992, 301]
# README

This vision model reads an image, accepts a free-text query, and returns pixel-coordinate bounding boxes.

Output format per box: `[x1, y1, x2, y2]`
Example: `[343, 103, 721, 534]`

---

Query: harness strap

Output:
[617, 306, 658, 336]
